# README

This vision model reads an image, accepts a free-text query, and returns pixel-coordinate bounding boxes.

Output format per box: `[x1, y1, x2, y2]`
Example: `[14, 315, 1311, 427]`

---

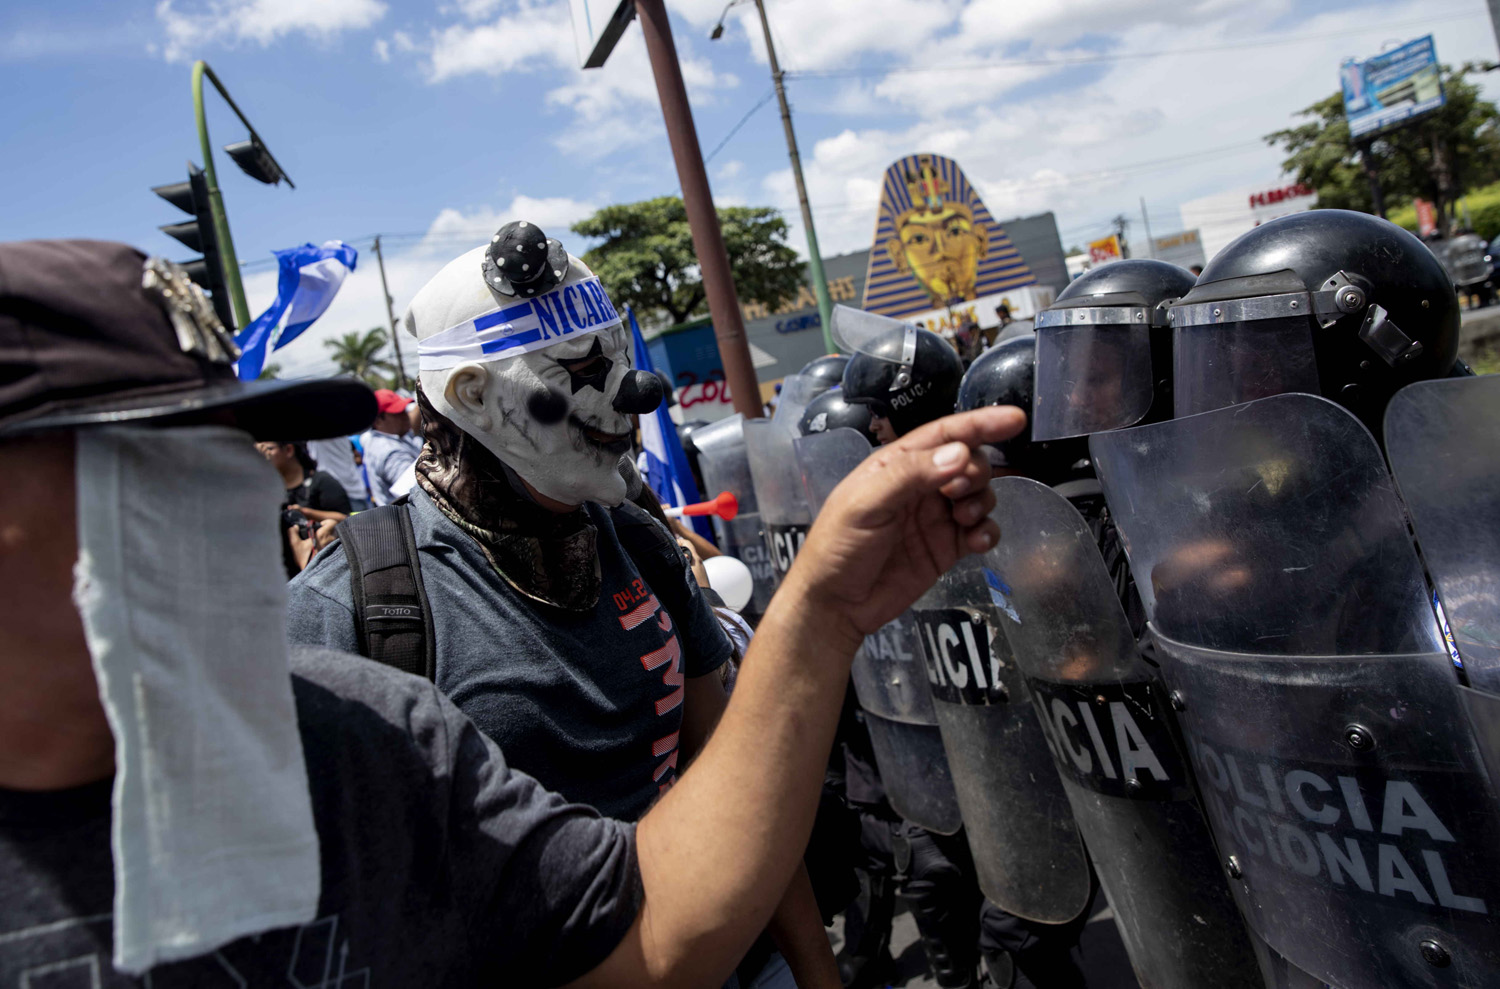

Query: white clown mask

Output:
[409, 222, 662, 507]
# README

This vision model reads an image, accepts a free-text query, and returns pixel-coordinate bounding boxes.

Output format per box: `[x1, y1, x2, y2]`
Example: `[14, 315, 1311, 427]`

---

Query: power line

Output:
[704, 88, 777, 163]
[785, 9, 1478, 79]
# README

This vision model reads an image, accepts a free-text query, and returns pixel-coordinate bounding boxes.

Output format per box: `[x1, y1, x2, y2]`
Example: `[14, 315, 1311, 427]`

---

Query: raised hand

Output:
[786, 406, 1026, 644]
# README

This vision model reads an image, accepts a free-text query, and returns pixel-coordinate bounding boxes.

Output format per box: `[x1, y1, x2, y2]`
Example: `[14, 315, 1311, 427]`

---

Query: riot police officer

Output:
[1031, 258, 1195, 443]
[838, 311, 964, 443]
[841, 310, 1088, 989]
[1167, 208, 1462, 439]
[798, 387, 880, 447]
[799, 353, 851, 391]
[1087, 211, 1488, 986]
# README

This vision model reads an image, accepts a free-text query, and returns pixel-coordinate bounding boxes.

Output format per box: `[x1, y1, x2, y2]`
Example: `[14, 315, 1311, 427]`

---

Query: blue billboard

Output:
[1341, 35, 1445, 142]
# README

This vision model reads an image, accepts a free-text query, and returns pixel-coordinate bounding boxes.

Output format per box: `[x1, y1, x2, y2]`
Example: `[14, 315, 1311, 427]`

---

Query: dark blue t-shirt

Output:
[287, 489, 732, 822]
[0, 646, 640, 987]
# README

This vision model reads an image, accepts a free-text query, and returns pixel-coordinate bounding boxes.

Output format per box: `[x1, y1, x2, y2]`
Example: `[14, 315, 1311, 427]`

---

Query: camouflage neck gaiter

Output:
[413, 390, 601, 612]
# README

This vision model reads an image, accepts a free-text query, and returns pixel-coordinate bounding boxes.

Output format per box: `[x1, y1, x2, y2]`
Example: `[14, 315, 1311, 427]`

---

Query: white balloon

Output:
[703, 554, 754, 612]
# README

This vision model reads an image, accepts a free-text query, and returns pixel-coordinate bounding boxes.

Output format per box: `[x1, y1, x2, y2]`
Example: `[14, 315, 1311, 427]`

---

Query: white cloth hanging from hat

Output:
[72, 425, 320, 975]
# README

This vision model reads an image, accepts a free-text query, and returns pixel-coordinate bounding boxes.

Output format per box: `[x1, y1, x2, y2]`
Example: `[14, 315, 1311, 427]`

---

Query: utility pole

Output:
[1358, 140, 1386, 219]
[372, 236, 410, 391]
[636, 0, 763, 418]
[1139, 197, 1155, 260]
[1489, 0, 1500, 65]
[734, 0, 834, 352]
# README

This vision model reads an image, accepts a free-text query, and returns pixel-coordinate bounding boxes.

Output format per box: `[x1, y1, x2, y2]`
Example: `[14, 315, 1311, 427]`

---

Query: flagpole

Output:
[372, 235, 410, 391]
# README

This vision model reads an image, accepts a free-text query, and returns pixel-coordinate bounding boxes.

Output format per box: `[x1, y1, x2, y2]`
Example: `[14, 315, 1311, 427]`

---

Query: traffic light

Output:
[223, 136, 289, 186]
[153, 162, 235, 331]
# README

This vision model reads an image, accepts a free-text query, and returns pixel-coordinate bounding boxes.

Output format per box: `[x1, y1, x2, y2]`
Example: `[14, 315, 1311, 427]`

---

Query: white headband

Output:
[417, 275, 623, 371]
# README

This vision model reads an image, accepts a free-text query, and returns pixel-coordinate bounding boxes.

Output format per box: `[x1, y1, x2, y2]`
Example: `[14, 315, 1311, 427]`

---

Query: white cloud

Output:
[398, 3, 737, 158]
[423, 0, 575, 82]
[155, 0, 386, 61]
[372, 37, 390, 62]
[753, 0, 1500, 263]
[717, 159, 743, 180]
[422, 194, 600, 248]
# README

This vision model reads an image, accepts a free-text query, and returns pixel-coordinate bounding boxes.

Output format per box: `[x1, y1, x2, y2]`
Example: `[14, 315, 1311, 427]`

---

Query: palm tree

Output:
[324, 328, 397, 388]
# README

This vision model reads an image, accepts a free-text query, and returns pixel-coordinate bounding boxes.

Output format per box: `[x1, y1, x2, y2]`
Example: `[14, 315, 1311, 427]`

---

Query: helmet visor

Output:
[1171, 294, 1320, 419]
[1032, 308, 1154, 440]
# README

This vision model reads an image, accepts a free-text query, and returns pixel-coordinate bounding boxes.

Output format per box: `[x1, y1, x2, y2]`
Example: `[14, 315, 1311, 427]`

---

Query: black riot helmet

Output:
[957, 335, 1088, 483]
[797, 386, 879, 445]
[1032, 259, 1195, 441]
[798, 354, 850, 390]
[1169, 209, 1460, 437]
[832, 305, 963, 438]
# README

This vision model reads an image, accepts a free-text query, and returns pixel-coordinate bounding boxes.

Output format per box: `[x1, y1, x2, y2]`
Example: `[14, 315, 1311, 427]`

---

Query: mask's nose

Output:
[613, 369, 664, 414]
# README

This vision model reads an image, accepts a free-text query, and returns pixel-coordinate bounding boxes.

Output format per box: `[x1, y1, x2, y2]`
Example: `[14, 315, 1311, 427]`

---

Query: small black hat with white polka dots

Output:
[480, 220, 571, 298]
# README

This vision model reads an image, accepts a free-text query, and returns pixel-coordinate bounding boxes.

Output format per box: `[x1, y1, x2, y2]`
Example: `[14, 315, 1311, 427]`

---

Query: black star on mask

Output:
[558, 337, 614, 394]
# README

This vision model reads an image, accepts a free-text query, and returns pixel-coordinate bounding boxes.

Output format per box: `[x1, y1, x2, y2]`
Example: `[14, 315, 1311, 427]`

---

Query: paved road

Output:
[826, 890, 1142, 988]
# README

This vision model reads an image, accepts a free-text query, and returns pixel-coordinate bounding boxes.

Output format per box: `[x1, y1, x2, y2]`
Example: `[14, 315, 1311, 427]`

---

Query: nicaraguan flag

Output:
[235, 240, 358, 380]
[627, 307, 711, 541]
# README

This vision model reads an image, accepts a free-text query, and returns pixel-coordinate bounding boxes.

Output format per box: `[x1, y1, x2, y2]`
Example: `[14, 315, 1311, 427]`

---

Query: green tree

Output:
[257, 362, 282, 381]
[572, 196, 804, 327]
[324, 328, 396, 389]
[1266, 64, 1500, 227]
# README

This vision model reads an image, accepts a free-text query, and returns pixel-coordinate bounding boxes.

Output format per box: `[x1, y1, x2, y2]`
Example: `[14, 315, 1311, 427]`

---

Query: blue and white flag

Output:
[627, 307, 711, 541]
[235, 240, 358, 380]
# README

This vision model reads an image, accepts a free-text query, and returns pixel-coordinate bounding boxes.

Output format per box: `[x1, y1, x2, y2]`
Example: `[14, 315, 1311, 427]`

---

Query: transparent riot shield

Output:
[745, 380, 823, 590]
[796, 427, 963, 834]
[911, 549, 1093, 921]
[691, 415, 774, 617]
[1386, 375, 1500, 689]
[1093, 392, 1500, 988]
[986, 476, 1263, 988]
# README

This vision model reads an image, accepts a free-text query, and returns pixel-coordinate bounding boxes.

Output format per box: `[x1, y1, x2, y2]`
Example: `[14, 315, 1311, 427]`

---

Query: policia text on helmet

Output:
[1167, 209, 1461, 438]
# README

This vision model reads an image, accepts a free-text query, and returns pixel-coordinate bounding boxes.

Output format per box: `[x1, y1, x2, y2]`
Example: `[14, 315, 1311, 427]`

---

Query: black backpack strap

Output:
[337, 504, 436, 680]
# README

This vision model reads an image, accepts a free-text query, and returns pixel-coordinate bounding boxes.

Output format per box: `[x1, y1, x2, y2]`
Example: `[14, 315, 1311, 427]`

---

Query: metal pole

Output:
[192, 62, 250, 329]
[753, 0, 834, 353]
[1139, 197, 1155, 260]
[1489, 0, 1500, 63]
[373, 236, 410, 391]
[1359, 140, 1386, 219]
[636, 0, 763, 418]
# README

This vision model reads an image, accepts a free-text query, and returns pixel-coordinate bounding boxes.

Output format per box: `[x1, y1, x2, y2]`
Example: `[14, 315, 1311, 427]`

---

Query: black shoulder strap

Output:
[338, 504, 436, 680]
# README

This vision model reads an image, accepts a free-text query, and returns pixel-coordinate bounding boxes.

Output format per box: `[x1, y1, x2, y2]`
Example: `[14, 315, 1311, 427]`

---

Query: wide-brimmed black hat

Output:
[480, 220, 571, 298]
[0, 239, 375, 439]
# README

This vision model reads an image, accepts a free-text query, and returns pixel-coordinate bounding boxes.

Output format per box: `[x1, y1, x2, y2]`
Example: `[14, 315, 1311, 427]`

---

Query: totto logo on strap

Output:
[417, 275, 622, 370]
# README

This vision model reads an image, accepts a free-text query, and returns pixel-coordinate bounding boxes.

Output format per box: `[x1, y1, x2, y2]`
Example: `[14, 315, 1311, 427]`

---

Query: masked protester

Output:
[286, 222, 834, 987]
[0, 238, 1018, 987]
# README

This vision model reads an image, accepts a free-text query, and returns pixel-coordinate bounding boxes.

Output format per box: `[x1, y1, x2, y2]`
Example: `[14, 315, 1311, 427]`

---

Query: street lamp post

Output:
[713, 0, 836, 354]
[191, 60, 294, 329]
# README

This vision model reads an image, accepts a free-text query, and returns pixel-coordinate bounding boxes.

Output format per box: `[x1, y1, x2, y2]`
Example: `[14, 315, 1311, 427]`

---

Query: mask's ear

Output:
[443, 363, 492, 433]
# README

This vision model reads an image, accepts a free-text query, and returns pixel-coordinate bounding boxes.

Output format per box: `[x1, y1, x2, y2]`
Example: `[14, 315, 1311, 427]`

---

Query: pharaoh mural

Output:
[862, 153, 1038, 320]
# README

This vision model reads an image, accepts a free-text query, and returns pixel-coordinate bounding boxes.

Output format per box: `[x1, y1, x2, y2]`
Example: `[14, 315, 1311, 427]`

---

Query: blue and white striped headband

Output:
[417, 275, 622, 371]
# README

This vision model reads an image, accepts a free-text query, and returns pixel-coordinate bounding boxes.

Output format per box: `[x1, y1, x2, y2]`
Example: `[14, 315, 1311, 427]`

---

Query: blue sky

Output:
[3, 0, 1496, 377]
